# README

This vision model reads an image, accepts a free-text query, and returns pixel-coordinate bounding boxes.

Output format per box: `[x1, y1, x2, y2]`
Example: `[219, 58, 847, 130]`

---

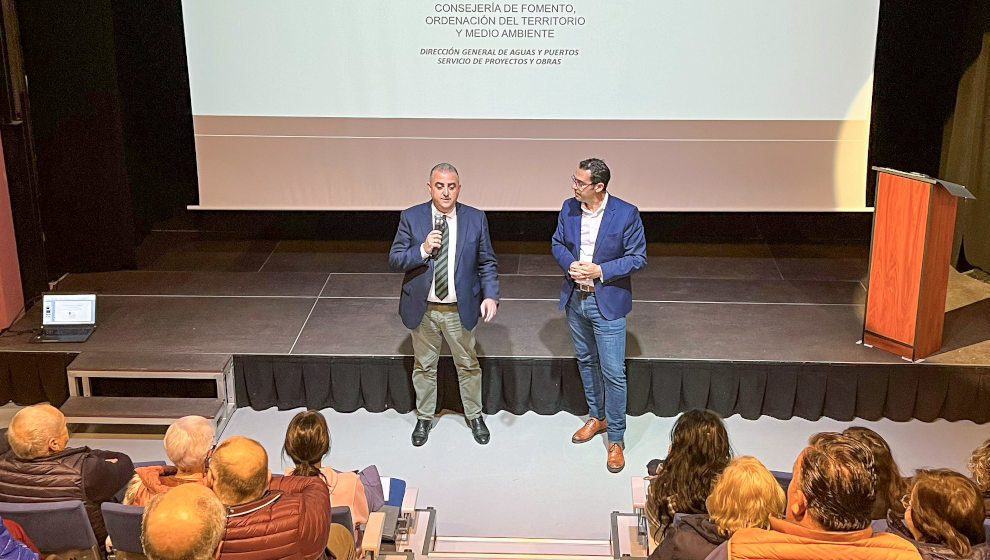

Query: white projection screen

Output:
[181, 1, 880, 211]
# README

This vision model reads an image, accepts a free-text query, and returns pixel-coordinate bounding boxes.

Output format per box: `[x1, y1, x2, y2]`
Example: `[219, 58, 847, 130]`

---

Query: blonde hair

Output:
[967, 439, 990, 492]
[706, 456, 786, 537]
[164, 416, 215, 473]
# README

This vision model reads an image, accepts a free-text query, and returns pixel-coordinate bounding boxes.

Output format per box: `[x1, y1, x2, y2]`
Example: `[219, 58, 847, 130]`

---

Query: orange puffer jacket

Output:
[725, 518, 922, 560]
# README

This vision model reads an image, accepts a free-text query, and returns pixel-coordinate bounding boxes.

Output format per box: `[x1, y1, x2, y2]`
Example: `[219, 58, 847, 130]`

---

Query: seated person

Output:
[0, 404, 133, 543]
[650, 456, 784, 560]
[124, 415, 215, 506]
[645, 409, 731, 543]
[283, 411, 370, 537]
[208, 436, 332, 560]
[0, 516, 37, 560]
[707, 432, 922, 560]
[887, 469, 990, 560]
[844, 426, 910, 519]
[142, 483, 226, 560]
[1, 519, 38, 556]
[967, 439, 990, 516]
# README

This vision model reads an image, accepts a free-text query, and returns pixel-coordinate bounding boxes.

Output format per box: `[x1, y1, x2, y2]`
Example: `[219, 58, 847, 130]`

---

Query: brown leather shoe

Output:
[607, 442, 625, 473]
[572, 417, 607, 443]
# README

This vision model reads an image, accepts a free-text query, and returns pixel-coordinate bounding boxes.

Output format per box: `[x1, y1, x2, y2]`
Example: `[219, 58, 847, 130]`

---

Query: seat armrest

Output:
[361, 511, 386, 560]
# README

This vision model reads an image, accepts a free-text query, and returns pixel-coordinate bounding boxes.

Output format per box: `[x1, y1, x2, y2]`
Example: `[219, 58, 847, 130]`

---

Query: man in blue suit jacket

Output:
[389, 163, 499, 447]
[551, 158, 646, 473]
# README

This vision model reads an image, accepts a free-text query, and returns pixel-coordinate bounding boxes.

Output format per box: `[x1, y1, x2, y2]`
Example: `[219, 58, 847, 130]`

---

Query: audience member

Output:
[208, 436, 332, 560]
[650, 456, 784, 560]
[0, 404, 133, 542]
[645, 409, 731, 542]
[707, 432, 921, 560]
[967, 440, 990, 516]
[0, 517, 37, 560]
[0, 520, 37, 555]
[283, 411, 370, 541]
[888, 469, 990, 560]
[845, 426, 910, 518]
[125, 415, 215, 506]
[142, 483, 226, 560]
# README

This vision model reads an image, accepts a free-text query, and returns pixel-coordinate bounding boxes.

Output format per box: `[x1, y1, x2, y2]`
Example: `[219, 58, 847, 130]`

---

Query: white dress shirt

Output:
[578, 193, 609, 288]
[419, 204, 458, 303]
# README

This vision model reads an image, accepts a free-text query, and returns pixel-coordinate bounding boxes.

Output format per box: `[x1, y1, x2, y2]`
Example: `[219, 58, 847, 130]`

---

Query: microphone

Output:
[431, 215, 446, 259]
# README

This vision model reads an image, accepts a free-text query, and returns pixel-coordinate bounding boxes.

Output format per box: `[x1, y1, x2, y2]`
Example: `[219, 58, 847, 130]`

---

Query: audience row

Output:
[0, 405, 374, 560]
[2, 404, 990, 560]
[645, 410, 990, 560]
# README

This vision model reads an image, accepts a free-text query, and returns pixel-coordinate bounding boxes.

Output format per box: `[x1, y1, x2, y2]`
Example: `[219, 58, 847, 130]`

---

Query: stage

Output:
[1, 237, 988, 423]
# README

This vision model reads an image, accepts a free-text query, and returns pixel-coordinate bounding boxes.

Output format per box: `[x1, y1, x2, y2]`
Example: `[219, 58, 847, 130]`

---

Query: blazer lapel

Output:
[567, 202, 582, 259]
[454, 202, 467, 274]
[592, 201, 617, 262]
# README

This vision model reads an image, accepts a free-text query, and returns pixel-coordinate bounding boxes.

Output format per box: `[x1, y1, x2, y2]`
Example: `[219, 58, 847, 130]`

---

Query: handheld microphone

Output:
[431, 215, 446, 259]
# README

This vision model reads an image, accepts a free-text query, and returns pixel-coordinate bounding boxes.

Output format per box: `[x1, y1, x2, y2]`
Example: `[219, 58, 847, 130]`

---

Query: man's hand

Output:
[421, 230, 443, 255]
[568, 261, 602, 281]
[480, 298, 498, 322]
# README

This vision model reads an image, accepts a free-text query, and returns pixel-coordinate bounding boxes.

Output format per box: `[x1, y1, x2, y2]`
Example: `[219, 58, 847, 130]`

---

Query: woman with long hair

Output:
[843, 426, 910, 519]
[650, 456, 785, 560]
[283, 410, 370, 547]
[892, 469, 990, 560]
[645, 409, 731, 543]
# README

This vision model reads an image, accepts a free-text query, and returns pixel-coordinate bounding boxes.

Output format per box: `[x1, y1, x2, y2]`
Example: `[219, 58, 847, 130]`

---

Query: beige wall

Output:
[190, 117, 871, 212]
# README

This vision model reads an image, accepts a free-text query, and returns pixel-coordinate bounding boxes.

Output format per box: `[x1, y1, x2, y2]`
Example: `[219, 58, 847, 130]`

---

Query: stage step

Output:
[61, 397, 225, 424]
[62, 352, 235, 439]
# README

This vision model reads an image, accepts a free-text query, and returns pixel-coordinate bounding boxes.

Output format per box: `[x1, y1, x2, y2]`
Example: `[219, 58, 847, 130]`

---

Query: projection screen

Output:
[181, 1, 880, 211]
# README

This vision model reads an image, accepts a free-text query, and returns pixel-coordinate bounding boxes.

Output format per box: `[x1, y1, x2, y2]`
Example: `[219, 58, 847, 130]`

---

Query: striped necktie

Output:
[434, 218, 449, 300]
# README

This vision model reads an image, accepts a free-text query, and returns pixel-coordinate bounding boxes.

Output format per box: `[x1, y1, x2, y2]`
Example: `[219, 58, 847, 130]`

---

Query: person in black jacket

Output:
[0, 404, 133, 542]
[650, 457, 785, 560]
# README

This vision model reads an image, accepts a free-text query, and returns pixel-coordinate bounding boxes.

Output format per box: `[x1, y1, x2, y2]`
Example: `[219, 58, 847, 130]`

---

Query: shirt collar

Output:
[581, 192, 608, 218]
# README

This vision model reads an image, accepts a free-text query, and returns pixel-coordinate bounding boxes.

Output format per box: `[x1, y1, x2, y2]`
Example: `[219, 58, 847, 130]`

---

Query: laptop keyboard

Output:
[46, 326, 93, 336]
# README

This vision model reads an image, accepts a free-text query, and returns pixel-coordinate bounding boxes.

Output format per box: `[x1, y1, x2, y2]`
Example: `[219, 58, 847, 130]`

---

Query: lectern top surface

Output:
[872, 167, 976, 199]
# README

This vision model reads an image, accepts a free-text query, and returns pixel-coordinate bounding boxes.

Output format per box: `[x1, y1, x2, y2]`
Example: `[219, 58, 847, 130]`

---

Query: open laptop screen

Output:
[42, 294, 96, 326]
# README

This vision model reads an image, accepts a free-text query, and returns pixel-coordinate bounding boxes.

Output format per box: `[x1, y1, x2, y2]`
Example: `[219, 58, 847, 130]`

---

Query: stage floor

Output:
[1, 237, 988, 422]
[0, 239, 986, 365]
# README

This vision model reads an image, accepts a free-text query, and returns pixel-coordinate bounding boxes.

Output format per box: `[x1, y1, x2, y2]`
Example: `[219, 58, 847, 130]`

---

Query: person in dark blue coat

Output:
[389, 162, 499, 447]
[551, 157, 646, 473]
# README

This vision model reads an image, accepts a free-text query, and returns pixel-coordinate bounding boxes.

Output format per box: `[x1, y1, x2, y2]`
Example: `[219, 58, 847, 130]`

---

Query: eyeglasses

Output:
[570, 175, 594, 189]
[901, 494, 912, 510]
[204, 443, 217, 472]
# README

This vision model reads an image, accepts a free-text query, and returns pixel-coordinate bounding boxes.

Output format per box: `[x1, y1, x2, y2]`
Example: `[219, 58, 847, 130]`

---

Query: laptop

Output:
[34, 293, 97, 343]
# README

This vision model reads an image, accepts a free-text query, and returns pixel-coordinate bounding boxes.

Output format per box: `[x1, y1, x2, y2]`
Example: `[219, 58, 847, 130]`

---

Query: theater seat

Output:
[770, 470, 793, 493]
[103, 503, 146, 560]
[0, 501, 101, 560]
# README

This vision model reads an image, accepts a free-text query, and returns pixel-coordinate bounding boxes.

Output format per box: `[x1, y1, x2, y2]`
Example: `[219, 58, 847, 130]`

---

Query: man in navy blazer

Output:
[551, 158, 646, 473]
[389, 163, 499, 447]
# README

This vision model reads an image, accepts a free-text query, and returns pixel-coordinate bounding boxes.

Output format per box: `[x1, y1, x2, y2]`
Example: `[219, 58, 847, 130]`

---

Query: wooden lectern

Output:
[862, 167, 975, 360]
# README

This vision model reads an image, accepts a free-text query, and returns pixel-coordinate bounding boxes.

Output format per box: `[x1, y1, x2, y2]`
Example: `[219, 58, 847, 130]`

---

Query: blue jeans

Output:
[566, 292, 627, 443]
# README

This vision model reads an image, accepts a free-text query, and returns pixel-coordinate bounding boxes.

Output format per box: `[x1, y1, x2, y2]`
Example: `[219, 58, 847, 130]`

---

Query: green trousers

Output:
[411, 303, 483, 420]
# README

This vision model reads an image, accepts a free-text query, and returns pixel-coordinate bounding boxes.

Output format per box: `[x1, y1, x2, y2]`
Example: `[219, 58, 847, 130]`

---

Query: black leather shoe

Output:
[411, 419, 432, 447]
[469, 416, 490, 445]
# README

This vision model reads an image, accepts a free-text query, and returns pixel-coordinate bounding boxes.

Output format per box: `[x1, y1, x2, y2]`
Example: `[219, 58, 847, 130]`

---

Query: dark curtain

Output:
[943, 4, 990, 272]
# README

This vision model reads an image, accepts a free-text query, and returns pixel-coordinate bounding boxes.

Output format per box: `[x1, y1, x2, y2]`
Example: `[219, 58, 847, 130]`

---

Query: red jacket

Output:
[220, 475, 332, 560]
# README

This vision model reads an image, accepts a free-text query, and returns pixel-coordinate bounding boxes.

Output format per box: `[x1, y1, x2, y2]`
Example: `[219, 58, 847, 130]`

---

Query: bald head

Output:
[142, 484, 226, 560]
[208, 436, 270, 506]
[8, 404, 69, 459]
